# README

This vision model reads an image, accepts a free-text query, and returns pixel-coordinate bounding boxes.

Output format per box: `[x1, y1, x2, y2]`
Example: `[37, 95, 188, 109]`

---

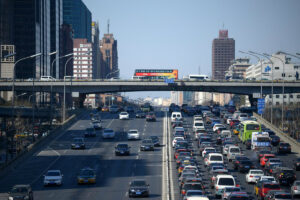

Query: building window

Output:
[276, 95, 280, 98]
[283, 102, 287, 105]
[275, 67, 279, 70]
[290, 95, 293, 98]
[297, 95, 300, 98]
[276, 102, 280, 105]
[269, 95, 272, 98]
[283, 95, 286, 98]
[269, 102, 272, 105]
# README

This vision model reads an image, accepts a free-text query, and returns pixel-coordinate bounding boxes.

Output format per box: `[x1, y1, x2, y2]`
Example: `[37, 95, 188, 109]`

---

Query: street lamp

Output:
[12, 53, 42, 127]
[105, 69, 120, 79]
[50, 52, 73, 126]
[63, 56, 74, 123]
[239, 51, 263, 116]
[265, 53, 286, 131]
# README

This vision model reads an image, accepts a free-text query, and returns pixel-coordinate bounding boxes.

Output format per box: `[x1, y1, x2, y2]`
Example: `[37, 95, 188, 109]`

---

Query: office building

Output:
[100, 33, 119, 78]
[63, 0, 91, 42]
[225, 58, 251, 80]
[91, 21, 101, 79]
[59, 24, 74, 79]
[73, 38, 99, 107]
[245, 52, 300, 105]
[13, 0, 51, 79]
[212, 30, 235, 80]
[50, 0, 63, 78]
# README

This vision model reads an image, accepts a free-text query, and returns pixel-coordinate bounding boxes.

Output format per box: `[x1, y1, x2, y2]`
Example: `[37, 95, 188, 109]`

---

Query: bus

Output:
[251, 132, 271, 150]
[238, 120, 261, 142]
[187, 74, 210, 81]
[134, 69, 178, 80]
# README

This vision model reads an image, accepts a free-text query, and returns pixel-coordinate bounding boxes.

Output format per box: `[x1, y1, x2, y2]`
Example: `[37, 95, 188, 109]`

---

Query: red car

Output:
[258, 182, 281, 198]
[230, 120, 240, 128]
[260, 154, 275, 167]
[146, 112, 156, 121]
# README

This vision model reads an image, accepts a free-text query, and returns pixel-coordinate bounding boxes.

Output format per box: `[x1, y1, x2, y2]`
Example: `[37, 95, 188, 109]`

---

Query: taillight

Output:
[182, 190, 186, 195]
[249, 175, 253, 177]
[294, 186, 298, 190]
[215, 186, 219, 191]
[236, 161, 240, 164]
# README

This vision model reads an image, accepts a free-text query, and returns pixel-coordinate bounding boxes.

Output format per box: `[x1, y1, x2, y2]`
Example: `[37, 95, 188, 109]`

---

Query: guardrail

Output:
[253, 112, 300, 155]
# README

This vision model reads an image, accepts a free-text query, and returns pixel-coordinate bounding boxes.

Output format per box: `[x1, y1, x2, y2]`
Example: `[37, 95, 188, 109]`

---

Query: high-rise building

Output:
[63, 0, 91, 42]
[212, 30, 235, 80]
[50, 0, 63, 78]
[73, 38, 99, 107]
[13, 0, 51, 79]
[91, 21, 101, 79]
[100, 33, 118, 78]
[59, 24, 73, 79]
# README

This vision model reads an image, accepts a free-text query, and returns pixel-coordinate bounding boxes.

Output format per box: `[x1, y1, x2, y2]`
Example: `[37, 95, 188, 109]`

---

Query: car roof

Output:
[47, 170, 61, 173]
[216, 174, 234, 178]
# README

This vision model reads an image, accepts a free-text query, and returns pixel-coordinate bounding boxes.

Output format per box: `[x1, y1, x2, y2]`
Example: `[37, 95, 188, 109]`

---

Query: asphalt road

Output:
[0, 110, 165, 200]
[169, 113, 300, 200]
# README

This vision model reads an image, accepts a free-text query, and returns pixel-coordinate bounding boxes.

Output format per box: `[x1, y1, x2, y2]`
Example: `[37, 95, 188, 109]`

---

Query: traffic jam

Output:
[169, 104, 300, 200]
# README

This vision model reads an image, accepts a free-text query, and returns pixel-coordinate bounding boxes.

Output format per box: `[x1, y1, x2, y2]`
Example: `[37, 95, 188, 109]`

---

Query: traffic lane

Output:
[0, 111, 94, 194]
[0, 111, 114, 200]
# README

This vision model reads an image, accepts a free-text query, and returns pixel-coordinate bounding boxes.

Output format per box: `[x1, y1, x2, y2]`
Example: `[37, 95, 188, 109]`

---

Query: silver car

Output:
[291, 180, 300, 197]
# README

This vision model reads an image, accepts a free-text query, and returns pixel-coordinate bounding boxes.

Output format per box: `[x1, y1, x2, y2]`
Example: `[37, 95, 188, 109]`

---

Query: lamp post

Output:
[265, 53, 285, 131]
[12, 53, 42, 128]
[63, 56, 74, 123]
[50, 52, 72, 126]
[239, 51, 263, 116]
[105, 69, 120, 79]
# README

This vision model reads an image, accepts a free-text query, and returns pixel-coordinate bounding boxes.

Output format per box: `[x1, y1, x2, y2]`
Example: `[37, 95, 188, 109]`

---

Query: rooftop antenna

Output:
[222, 22, 225, 29]
[107, 19, 110, 34]
[198, 65, 201, 74]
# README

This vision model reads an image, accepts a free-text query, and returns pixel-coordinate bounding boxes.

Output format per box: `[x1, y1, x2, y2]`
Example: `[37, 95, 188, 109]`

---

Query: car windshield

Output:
[229, 197, 249, 200]
[282, 170, 294, 174]
[195, 123, 203, 126]
[80, 170, 94, 176]
[274, 194, 292, 199]
[131, 181, 146, 186]
[257, 137, 269, 142]
[246, 124, 260, 130]
[184, 184, 203, 190]
[187, 191, 204, 196]
[280, 143, 290, 146]
[225, 187, 241, 192]
[105, 130, 113, 133]
[230, 148, 240, 153]
[143, 140, 152, 144]
[117, 144, 128, 148]
[218, 178, 234, 185]
[74, 138, 83, 143]
[264, 184, 280, 189]
[129, 130, 138, 134]
[46, 171, 60, 176]
[251, 171, 263, 175]
[241, 161, 252, 165]
[11, 187, 28, 193]
[211, 156, 222, 161]
[120, 112, 127, 115]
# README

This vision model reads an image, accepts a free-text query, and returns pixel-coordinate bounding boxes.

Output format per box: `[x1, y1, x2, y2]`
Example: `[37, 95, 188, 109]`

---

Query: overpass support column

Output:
[248, 94, 257, 110]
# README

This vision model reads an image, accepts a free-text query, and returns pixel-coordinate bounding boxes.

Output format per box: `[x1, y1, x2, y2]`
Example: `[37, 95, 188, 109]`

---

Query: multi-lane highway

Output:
[0, 110, 166, 200]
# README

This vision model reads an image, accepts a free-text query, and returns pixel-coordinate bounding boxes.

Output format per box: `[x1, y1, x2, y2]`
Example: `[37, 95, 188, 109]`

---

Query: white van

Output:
[193, 121, 205, 132]
[171, 112, 182, 122]
[40, 76, 55, 81]
[204, 153, 224, 167]
[214, 175, 236, 197]
[227, 146, 242, 161]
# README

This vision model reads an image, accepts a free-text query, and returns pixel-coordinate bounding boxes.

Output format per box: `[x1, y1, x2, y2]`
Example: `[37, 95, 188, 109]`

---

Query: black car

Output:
[277, 142, 291, 154]
[8, 185, 33, 200]
[128, 180, 149, 197]
[140, 139, 154, 151]
[265, 163, 283, 176]
[269, 135, 280, 146]
[126, 106, 135, 113]
[84, 128, 96, 137]
[115, 143, 130, 156]
[135, 111, 146, 118]
[149, 136, 160, 147]
[71, 137, 85, 149]
[233, 156, 250, 170]
[273, 167, 296, 185]
[294, 157, 300, 171]
[237, 160, 254, 173]
[245, 139, 251, 150]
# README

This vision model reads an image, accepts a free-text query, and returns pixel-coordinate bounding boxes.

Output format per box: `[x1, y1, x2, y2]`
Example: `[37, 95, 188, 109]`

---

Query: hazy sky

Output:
[83, 0, 300, 99]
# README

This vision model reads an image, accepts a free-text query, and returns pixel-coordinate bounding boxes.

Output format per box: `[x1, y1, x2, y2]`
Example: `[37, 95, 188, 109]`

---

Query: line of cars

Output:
[170, 103, 300, 200]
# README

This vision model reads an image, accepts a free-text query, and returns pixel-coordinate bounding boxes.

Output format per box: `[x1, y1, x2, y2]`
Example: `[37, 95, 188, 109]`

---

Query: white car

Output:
[119, 112, 129, 120]
[214, 175, 236, 197]
[43, 170, 63, 186]
[127, 129, 140, 140]
[213, 124, 225, 132]
[227, 146, 242, 162]
[102, 129, 115, 139]
[245, 169, 264, 183]
[204, 153, 224, 167]
[220, 130, 231, 138]
[222, 144, 235, 156]
[256, 175, 277, 183]
[202, 147, 216, 157]
[193, 121, 205, 132]
[172, 137, 185, 147]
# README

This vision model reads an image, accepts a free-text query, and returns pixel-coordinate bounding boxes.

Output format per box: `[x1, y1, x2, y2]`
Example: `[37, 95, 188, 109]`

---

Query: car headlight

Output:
[24, 196, 29, 200]
[8, 197, 13, 200]
[130, 189, 135, 192]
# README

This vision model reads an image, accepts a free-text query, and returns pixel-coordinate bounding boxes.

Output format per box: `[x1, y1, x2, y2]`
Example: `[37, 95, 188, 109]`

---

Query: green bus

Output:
[238, 120, 261, 142]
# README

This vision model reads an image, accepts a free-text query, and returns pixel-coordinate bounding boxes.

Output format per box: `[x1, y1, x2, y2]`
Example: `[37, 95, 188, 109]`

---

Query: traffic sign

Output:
[257, 98, 265, 114]
[164, 78, 174, 84]
[253, 93, 261, 98]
